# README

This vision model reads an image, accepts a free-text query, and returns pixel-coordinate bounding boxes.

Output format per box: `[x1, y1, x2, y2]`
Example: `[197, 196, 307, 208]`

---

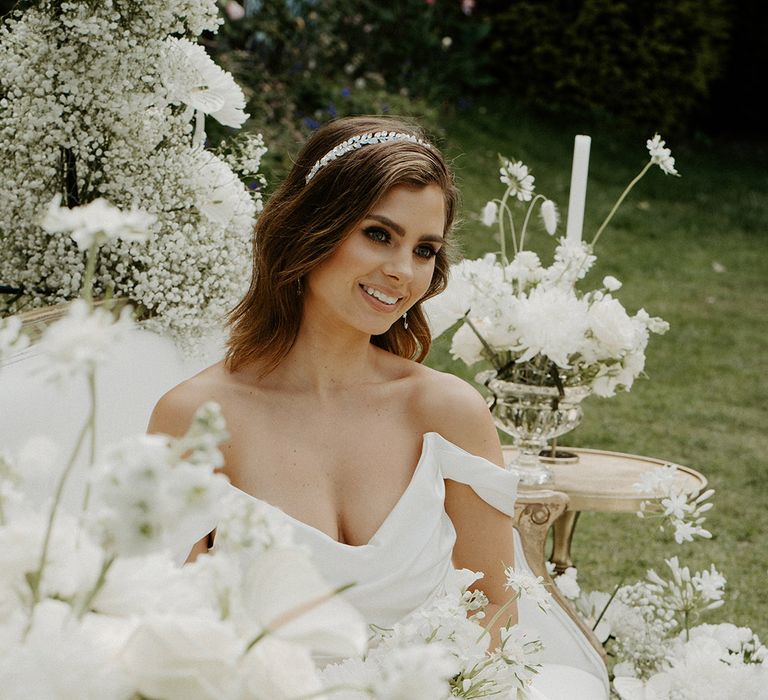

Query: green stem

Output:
[80, 369, 97, 514]
[475, 593, 519, 644]
[497, 186, 517, 264]
[463, 314, 502, 371]
[81, 242, 99, 308]
[590, 161, 653, 248]
[28, 393, 93, 605]
[518, 194, 546, 252]
[593, 578, 623, 631]
[75, 554, 115, 618]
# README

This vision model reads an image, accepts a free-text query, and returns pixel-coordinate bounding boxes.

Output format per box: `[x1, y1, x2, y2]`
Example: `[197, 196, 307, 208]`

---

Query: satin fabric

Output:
[227, 432, 609, 699]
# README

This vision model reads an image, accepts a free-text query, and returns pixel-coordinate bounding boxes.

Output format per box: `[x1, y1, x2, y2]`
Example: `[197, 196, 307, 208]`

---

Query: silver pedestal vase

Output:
[477, 370, 591, 485]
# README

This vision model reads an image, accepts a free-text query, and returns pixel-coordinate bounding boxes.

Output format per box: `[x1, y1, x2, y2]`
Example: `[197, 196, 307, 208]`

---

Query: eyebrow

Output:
[366, 214, 444, 243]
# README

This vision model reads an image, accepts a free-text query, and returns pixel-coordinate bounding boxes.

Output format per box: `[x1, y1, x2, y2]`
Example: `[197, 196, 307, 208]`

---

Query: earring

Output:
[402, 312, 408, 330]
[297, 277, 303, 296]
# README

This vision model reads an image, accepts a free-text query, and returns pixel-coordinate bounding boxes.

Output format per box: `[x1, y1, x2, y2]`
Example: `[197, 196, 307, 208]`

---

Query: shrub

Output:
[480, 0, 731, 132]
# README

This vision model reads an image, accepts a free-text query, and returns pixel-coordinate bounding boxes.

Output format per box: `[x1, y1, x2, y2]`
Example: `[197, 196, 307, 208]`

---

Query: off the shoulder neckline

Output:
[227, 432, 445, 549]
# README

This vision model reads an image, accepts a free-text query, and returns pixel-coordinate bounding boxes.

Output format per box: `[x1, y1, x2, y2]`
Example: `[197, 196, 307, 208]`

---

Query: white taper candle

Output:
[565, 135, 591, 243]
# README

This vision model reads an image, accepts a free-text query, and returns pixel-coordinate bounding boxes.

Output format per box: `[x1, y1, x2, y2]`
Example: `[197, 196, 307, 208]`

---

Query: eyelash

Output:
[363, 226, 439, 260]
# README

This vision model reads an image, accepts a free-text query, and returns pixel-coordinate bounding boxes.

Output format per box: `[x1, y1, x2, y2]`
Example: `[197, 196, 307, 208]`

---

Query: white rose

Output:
[449, 322, 485, 366]
[94, 552, 209, 617]
[240, 637, 323, 700]
[120, 613, 243, 700]
[238, 547, 367, 658]
[587, 295, 636, 359]
[374, 644, 456, 699]
[0, 600, 133, 700]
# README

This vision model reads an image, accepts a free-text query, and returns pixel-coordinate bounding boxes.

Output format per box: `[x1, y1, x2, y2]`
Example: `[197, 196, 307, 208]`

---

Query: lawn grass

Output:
[425, 99, 768, 638]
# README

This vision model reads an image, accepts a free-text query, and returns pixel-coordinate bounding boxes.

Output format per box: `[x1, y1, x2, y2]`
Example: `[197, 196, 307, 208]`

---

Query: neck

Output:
[258, 311, 382, 394]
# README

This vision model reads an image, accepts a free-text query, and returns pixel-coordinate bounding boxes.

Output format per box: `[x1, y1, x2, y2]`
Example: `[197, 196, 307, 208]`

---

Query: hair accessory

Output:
[402, 312, 408, 330]
[305, 131, 432, 183]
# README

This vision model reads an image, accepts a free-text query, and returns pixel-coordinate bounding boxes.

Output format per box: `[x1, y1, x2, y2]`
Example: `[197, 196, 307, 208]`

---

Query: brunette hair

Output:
[226, 115, 459, 375]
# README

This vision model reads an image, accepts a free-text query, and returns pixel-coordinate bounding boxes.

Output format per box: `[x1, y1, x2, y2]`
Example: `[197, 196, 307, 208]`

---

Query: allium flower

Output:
[88, 428, 231, 558]
[503, 566, 552, 612]
[499, 158, 535, 201]
[38, 301, 136, 383]
[162, 37, 248, 129]
[481, 200, 498, 227]
[539, 199, 559, 235]
[646, 134, 679, 176]
[41, 195, 155, 251]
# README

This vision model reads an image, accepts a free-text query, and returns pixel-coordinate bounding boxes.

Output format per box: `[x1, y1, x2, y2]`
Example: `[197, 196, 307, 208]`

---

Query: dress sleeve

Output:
[426, 432, 518, 516]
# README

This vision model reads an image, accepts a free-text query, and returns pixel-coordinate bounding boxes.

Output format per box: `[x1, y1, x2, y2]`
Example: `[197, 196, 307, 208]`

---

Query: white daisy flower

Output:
[646, 134, 679, 176]
[499, 158, 535, 201]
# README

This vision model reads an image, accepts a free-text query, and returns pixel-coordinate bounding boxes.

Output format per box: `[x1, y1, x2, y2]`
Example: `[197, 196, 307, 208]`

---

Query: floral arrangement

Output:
[424, 136, 677, 398]
[322, 567, 552, 699]
[547, 468, 768, 699]
[0, 0, 266, 343]
[0, 202, 551, 699]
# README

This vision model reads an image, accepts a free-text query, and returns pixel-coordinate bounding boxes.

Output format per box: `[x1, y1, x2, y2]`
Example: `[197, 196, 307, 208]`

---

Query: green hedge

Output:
[480, 0, 731, 132]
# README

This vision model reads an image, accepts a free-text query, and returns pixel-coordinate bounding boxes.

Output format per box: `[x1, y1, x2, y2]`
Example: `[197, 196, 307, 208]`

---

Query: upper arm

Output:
[148, 382, 215, 560]
[147, 383, 202, 439]
[420, 373, 516, 605]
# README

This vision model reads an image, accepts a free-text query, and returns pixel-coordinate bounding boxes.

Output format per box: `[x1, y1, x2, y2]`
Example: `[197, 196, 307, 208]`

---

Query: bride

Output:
[149, 116, 608, 699]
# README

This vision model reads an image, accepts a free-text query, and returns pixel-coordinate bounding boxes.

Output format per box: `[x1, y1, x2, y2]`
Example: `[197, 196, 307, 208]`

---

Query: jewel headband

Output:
[304, 130, 432, 183]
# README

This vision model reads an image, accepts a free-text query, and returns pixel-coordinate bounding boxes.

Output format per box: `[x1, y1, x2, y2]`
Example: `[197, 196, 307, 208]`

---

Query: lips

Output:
[359, 284, 404, 311]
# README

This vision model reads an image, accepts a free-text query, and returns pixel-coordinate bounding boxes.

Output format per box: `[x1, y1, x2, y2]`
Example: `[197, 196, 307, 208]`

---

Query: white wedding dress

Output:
[226, 432, 609, 699]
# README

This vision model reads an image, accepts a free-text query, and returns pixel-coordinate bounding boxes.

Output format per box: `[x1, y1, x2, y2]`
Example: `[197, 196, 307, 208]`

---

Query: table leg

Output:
[550, 510, 580, 574]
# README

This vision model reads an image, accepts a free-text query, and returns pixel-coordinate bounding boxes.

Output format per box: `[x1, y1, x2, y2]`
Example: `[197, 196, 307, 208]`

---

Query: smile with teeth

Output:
[362, 285, 401, 306]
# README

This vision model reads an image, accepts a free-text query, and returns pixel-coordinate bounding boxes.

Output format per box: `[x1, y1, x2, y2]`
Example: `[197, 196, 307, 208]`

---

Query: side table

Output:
[506, 446, 708, 574]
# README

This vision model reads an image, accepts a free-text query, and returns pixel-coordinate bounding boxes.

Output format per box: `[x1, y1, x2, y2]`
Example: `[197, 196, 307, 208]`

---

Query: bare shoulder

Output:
[409, 364, 503, 467]
[147, 361, 232, 438]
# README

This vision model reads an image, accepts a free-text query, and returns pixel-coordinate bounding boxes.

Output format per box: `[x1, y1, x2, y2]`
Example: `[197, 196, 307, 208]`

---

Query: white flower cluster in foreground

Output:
[634, 465, 714, 543]
[426, 249, 668, 397]
[0, 402, 369, 700]
[550, 560, 767, 699]
[321, 568, 548, 699]
[425, 137, 675, 397]
[0, 0, 262, 342]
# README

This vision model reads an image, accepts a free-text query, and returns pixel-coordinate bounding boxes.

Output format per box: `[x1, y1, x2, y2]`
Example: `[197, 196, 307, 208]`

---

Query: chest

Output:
[218, 389, 427, 546]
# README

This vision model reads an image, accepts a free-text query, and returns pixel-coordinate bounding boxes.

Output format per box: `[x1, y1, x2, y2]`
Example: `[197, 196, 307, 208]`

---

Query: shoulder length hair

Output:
[226, 115, 460, 375]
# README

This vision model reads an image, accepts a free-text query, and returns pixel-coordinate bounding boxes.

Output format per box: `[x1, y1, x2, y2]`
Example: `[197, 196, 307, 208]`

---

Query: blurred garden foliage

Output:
[202, 0, 758, 171]
[479, 0, 732, 132]
[206, 0, 491, 174]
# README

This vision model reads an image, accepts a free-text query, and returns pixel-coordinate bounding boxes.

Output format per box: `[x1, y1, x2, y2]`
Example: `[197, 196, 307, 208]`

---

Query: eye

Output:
[363, 226, 390, 244]
[414, 244, 438, 260]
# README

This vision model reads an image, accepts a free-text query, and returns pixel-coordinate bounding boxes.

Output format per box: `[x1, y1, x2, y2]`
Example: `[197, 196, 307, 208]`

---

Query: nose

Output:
[382, 249, 414, 284]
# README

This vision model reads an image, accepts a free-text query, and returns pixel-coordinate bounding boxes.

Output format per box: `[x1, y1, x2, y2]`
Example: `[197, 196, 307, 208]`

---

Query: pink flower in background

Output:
[462, 0, 476, 14]
[225, 0, 245, 20]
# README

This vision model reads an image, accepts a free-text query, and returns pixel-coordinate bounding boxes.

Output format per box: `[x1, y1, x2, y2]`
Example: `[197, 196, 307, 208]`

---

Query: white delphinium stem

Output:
[28, 368, 96, 607]
[591, 161, 653, 247]
[591, 136, 679, 248]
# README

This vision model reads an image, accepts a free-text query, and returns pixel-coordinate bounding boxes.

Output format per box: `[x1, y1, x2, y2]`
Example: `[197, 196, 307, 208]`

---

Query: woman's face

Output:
[305, 183, 446, 336]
